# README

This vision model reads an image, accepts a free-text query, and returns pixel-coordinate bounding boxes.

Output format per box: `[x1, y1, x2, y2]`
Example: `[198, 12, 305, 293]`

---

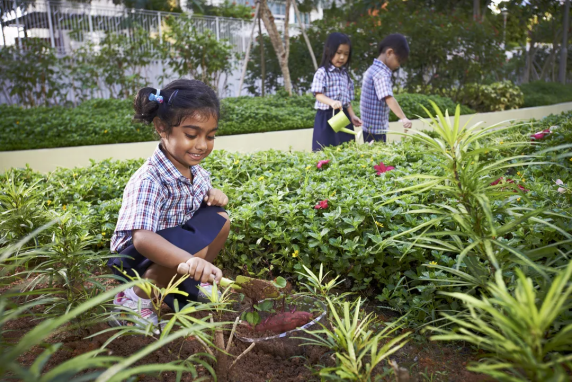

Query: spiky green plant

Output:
[380, 102, 571, 287]
[298, 296, 410, 381]
[428, 260, 572, 382]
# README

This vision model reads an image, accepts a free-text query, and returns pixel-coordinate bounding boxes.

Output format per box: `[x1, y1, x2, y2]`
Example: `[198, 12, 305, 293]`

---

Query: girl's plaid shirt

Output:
[111, 145, 212, 253]
[311, 65, 355, 110]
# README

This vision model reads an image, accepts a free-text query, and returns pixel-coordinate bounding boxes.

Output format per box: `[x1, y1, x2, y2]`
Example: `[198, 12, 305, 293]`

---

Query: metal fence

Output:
[0, 0, 255, 54]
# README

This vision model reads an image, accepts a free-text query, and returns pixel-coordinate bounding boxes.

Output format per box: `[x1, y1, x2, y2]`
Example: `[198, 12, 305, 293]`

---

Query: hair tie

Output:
[168, 90, 179, 106]
[149, 89, 163, 103]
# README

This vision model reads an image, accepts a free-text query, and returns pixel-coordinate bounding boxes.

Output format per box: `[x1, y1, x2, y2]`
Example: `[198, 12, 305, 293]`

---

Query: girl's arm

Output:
[385, 96, 412, 130]
[132, 229, 222, 282]
[316, 93, 342, 110]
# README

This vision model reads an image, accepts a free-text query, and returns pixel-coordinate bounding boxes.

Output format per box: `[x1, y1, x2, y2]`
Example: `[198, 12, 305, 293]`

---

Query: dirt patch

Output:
[3, 274, 491, 382]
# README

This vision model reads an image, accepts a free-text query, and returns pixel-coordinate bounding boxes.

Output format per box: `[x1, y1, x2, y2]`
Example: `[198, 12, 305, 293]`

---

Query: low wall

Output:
[1, 102, 571, 173]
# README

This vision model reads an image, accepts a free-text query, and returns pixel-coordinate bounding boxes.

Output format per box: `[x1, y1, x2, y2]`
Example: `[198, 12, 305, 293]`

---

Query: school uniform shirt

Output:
[360, 59, 393, 134]
[310, 65, 355, 110]
[110, 145, 212, 253]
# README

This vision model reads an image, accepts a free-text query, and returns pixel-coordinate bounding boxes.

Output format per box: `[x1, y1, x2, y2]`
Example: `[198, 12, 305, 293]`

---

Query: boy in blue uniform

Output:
[360, 34, 412, 143]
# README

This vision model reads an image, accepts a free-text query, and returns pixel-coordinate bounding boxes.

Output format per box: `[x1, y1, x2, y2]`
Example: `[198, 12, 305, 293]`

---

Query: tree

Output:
[258, 0, 293, 95]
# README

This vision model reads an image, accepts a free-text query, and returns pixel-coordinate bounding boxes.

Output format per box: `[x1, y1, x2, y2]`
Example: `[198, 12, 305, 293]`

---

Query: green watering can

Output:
[328, 109, 357, 136]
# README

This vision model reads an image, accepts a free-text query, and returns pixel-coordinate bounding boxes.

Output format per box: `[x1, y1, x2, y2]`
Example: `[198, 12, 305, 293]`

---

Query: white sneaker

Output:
[197, 283, 222, 302]
[109, 288, 159, 330]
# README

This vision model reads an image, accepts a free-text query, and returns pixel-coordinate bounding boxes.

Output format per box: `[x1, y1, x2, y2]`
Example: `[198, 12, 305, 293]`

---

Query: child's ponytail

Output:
[133, 87, 161, 124]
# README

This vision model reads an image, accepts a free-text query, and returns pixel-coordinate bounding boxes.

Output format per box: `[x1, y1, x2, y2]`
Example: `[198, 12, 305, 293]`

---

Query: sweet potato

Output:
[243, 311, 314, 334]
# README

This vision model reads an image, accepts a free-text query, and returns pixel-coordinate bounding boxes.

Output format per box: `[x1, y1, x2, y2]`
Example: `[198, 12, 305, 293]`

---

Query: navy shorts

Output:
[363, 131, 387, 143]
[312, 108, 355, 151]
[108, 204, 227, 310]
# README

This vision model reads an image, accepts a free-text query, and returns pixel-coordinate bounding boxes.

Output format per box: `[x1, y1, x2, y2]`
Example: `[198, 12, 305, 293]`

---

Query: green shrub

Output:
[519, 81, 572, 108]
[0, 93, 473, 151]
[457, 81, 524, 112]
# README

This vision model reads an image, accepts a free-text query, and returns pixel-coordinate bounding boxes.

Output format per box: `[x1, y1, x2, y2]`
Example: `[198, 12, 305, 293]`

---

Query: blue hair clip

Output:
[149, 89, 164, 103]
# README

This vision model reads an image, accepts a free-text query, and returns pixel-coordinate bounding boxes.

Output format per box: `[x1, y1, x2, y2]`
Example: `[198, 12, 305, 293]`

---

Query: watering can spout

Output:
[334, 126, 358, 136]
[328, 109, 357, 136]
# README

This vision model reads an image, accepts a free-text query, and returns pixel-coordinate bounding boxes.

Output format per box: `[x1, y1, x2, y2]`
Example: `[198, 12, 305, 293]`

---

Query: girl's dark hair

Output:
[319, 32, 352, 69]
[378, 34, 410, 60]
[133, 79, 220, 134]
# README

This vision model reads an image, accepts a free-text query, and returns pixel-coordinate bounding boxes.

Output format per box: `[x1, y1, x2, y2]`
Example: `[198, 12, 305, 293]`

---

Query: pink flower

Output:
[518, 185, 529, 193]
[316, 159, 330, 169]
[556, 179, 564, 186]
[558, 187, 566, 193]
[314, 200, 328, 210]
[373, 162, 395, 175]
[530, 128, 551, 141]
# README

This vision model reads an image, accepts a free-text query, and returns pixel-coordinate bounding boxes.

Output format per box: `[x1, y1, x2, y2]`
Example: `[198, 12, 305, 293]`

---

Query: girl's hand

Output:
[350, 115, 362, 127]
[178, 257, 222, 283]
[204, 188, 229, 207]
[331, 100, 343, 110]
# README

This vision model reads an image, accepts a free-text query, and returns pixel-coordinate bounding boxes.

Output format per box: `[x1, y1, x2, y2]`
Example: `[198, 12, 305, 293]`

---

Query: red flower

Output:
[490, 177, 514, 186]
[316, 159, 330, 169]
[530, 129, 551, 141]
[374, 162, 395, 175]
[490, 177, 528, 193]
[314, 200, 328, 210]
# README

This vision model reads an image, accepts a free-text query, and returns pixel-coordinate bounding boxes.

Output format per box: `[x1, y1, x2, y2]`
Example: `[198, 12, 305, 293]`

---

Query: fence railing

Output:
[0, 0, 260, 54]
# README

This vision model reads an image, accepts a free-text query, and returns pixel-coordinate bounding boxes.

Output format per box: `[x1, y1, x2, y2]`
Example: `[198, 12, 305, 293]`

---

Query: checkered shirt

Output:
[310, 65, 355, 110]
[360, 59, 394, 134]
[111, 145, 212, 253]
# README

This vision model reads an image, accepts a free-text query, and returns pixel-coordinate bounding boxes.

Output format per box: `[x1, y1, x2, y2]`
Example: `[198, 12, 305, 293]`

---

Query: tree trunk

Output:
[523, 33, 537, 83]
[259, 16, 265, 97]
[293, 0, 317, 70]
[473, 0, 480, 20]
[259, 0, 292, 95]
[559, 0, 570, 83]
[540, 26, 561, 81]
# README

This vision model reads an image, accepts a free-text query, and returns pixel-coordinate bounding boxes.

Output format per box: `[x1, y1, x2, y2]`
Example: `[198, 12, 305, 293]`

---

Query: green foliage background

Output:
[0, 93, 473, 151]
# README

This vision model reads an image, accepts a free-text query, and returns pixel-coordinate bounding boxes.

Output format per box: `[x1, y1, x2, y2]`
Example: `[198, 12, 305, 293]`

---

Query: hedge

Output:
[520, 81, 572, 108]
[0, 93, 473, 151]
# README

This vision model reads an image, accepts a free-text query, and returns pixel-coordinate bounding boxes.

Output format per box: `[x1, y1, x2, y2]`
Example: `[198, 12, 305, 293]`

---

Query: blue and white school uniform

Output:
[109, 145, 227, 310]
[360, 59, 393, 142]
[310, 65, 355, 151]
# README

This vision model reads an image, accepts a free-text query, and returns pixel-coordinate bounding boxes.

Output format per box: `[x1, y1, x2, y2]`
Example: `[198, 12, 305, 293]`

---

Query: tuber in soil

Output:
[242, 311, 314, 334]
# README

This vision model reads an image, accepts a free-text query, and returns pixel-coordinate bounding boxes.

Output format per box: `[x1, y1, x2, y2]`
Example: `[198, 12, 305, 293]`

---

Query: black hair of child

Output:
[319, 32, 353, 70]
[378, 33, 410, 61]
[133, 79, 220, 135]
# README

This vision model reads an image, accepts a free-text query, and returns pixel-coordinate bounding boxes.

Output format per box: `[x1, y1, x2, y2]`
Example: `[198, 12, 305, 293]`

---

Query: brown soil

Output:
[2, 276, 492, 382]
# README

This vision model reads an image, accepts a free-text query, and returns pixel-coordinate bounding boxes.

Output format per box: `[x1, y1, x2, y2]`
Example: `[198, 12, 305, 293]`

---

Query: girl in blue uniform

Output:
[310, 32, 362, 151]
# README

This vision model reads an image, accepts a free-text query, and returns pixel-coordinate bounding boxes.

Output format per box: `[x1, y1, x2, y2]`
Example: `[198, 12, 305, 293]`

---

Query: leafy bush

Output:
[520, 81, 572, 108]
[455, 81, 524, 112]
[3, 110, 570, 325]
[0, 93, 473, 151]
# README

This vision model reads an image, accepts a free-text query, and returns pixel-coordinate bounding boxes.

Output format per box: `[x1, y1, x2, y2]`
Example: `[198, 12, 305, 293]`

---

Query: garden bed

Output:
[1, 108, 571, 381]
[3, 276, 489, 382]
